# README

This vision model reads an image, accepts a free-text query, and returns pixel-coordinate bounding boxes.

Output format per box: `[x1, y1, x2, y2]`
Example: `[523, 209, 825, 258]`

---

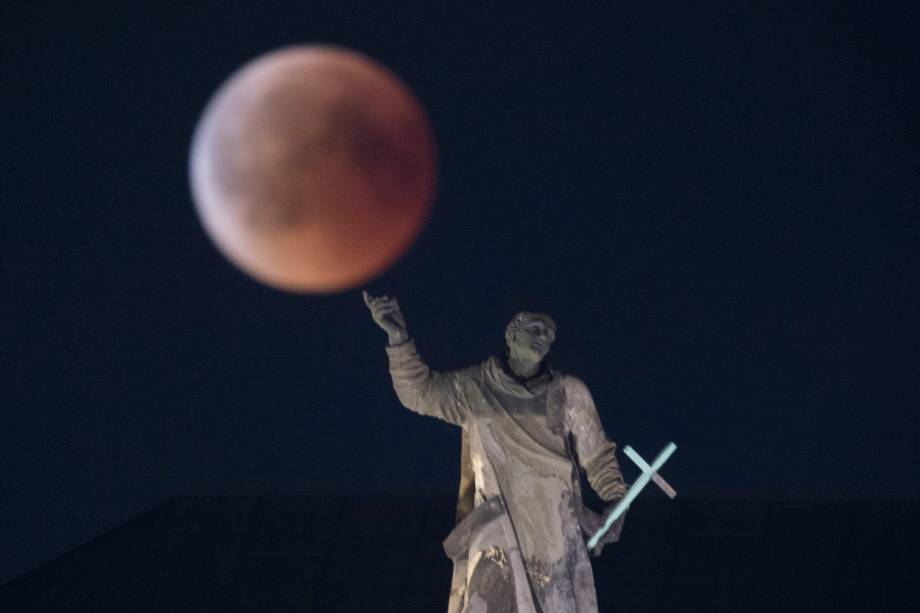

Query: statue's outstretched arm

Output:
[364, 291, 472, 426]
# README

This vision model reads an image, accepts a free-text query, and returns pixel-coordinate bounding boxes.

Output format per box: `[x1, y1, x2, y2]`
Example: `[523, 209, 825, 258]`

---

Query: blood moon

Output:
[189, 46, 436, 293]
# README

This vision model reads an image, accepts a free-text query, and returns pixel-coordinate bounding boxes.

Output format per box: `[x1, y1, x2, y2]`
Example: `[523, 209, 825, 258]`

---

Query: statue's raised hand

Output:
[363, 291, 409, 345]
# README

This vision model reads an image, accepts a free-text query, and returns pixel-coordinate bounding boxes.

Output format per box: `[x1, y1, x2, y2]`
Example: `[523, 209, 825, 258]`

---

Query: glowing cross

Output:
[587, 442, 677, 550]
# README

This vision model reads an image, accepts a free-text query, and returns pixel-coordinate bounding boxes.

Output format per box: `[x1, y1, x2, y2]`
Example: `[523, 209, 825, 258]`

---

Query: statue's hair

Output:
[504, 311, 557, 348]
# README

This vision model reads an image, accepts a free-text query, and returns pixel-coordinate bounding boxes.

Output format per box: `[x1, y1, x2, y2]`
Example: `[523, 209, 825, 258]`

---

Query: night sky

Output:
[3, 1, 918, 586]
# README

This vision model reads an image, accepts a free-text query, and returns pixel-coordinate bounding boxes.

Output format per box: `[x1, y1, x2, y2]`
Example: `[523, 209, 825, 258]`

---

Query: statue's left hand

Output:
[590, 499, 627, 557]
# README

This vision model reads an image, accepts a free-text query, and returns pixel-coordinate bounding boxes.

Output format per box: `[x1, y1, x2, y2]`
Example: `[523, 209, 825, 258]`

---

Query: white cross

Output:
[624, 445, 677, 500]
[587, 442, 677, 550]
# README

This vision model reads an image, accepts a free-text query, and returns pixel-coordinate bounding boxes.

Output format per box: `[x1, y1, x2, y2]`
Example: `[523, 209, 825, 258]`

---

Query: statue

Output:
[364, 291, 627, 613]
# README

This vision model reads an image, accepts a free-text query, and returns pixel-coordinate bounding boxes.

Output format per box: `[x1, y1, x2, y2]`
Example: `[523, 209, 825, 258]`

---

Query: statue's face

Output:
[506, 313, 556, 364]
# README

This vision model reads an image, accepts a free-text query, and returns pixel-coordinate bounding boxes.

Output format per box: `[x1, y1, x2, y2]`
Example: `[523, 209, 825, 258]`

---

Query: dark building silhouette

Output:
[1, 495, 916, 612]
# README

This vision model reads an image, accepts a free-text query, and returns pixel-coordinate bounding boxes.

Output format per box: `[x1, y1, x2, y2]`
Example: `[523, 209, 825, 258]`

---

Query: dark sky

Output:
[3, 0, 918, 585]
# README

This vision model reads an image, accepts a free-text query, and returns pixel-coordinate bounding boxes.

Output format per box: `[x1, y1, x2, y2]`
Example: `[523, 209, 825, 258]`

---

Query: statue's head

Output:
[505, 311, 557, 365]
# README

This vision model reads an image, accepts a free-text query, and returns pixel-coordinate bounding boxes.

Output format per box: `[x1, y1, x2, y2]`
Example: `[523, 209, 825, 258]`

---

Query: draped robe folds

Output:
[386, 341, 627, 613]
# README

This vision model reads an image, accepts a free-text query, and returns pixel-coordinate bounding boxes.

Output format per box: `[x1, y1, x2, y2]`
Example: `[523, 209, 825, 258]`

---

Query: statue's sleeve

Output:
[565, 376, 628, 501]
[385, 340, 474, 427]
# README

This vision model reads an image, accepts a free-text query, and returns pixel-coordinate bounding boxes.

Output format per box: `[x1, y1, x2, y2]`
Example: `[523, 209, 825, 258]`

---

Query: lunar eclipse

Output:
[189, 45, 437, 293]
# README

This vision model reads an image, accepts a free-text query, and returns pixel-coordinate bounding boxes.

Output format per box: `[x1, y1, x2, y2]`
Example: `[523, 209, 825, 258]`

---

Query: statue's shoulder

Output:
[478, 355, 498, 374]
[562, 374, 589, 391]
[461, 355, 495, 385]
[561, 375, 594, 408]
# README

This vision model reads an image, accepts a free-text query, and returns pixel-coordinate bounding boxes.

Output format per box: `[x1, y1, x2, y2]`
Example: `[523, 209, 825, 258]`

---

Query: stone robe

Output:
[386, 340, 627, 613]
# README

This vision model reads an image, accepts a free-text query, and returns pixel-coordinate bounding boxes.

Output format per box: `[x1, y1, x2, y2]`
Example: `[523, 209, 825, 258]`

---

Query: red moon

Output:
[189, 46, 436, 293]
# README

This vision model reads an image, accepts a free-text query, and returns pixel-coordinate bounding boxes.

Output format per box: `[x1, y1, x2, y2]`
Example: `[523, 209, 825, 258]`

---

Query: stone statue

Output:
[364, 291, 627, 613]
